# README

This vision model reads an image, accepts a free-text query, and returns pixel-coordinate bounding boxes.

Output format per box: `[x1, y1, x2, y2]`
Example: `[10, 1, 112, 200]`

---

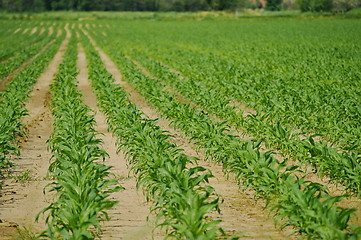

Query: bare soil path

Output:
[130, 53, 361, 227]
[76, 43, 163, 240]
[13, 28, 21, 34]
[0, 26, 70, 239]
[84, 31, 291, 239]
[0, 39, 55, 92]
[30, 27, 37, 36]
[48, 26, 53, 36]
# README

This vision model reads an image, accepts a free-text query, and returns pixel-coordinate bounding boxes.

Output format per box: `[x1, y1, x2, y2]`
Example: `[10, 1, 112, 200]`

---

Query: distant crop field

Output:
[0, 16, 360, 239]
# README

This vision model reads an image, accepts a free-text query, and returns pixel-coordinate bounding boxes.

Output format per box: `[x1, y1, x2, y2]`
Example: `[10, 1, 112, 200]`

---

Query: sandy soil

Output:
[56, 29, 62, 38]
[1, 23, 357, 240]
[13, 28, 21, 34]
[0, 39, 55, 92]
[48, 26, 53, 36]
[130, 51, 361, 227]
[30, 27, 37, 35]
[39, 27, 45, 35]
[0, 27, 70, 239]
[76, 43, 165, 240]
[84, 31, 291, 239]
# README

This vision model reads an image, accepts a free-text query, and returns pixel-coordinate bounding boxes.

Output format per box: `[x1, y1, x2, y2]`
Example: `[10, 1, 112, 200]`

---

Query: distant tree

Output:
[2, 0, 22, 11]
[266, 0, 282, 10]
[102, 0, 123, 11]
[43, 0, 52, 10]
[184, 0, 208, 11]
[173, 0, 185, 10]
[0, 0, 281, 12]
[297, 0, 333, 12]
[230, 0, 248, 9]
[33, 0, 45, 11]
[145, 0, 158, 11]
[333, 0, 361, 12]
[50, 0, 67, 10]
[282, 0, 297, 9]
[1, 0, 44, 11]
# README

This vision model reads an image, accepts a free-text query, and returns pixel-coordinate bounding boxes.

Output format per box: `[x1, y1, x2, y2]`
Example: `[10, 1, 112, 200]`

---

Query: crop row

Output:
[0, 28, 65, 189]
[91, 21, 360, 149]
[115, 46, 361, 198]
[87, 22, 361, 197]
[0, 30, 55, 81]
[79, 30, 225, 239]
[94, 20, 361, 152]
[0, 22, 51, 62]
[38, 33, 120, 239]
[88, 28, 361, 239]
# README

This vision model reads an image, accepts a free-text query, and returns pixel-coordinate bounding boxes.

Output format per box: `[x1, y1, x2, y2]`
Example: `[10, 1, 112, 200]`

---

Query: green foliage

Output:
[86, 20, 361, 238]
[266, 0, 282, 10]
[333, 0, 361, 12]
[0, 23, 63, 189]
[79, 30, 224, 239]
[38, 32, 121, 239]
[12, 169, 33, 183]
[297, 0, 333, 12]
[0, 0, 252, 11]
[111, 19, 361, 196]
[0, 23, 51, 62]
[0, 35, 53, 80]
[99, 21, 361, 198]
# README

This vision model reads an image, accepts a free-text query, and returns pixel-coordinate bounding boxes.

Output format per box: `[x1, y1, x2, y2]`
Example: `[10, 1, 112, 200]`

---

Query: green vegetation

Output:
[12, 169, 33, 183]
[0, 0, 360, 13]
[84, 18, 361, 238]
[0, 22, 63, 189]
[0, 28, 53, 80]
[97, 19, 361, 196]
[79, 30, 225, 239]
[297, 0, 334, 12]
[0, 11, 360, 240]
[0, 22, 48, 61]
[37, 33, 121, 239]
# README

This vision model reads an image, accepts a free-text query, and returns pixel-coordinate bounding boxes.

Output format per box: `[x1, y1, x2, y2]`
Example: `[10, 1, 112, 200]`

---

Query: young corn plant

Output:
[120, 45, 361, 198]
[79, 30, 225, 240]
[88, 32, 361, 239]
[0, 35, 54, 81]
[91, 23, 361, 199]
[0, 22, 51, 64]
[0, 29, 65, 189]
[37, 33, 121, 239]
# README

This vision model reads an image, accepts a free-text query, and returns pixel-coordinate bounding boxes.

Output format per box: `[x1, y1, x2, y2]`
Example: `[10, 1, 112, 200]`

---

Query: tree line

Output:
[0, 0, 254, 12]
[0, 0, 359, 12]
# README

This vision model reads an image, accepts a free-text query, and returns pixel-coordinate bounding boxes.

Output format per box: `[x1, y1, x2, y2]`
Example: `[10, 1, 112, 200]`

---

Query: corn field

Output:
[0, 16, 360, 239]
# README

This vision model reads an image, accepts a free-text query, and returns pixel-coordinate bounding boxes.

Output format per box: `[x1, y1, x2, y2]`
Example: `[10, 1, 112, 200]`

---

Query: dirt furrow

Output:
[39, 27, 45, 35]
[84, 31, 291, 239]
[48, 26, 53, 36]
[30, 27, 37, 35]
[0, 26, 70, 239]
[76, 43, 163, 240]
[128, 54, 361, 226]
[0, 39, 55, 92]
[13, 28, 21, 34]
